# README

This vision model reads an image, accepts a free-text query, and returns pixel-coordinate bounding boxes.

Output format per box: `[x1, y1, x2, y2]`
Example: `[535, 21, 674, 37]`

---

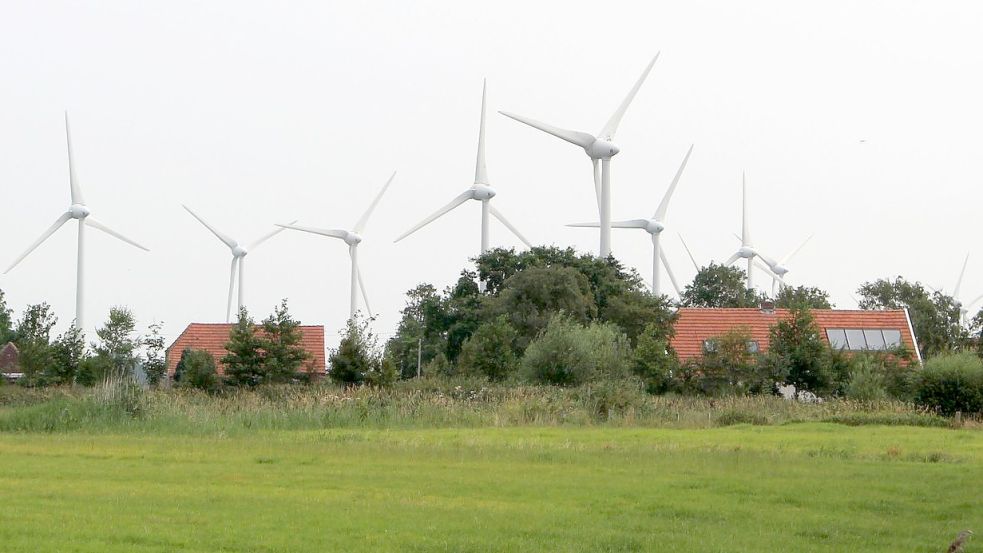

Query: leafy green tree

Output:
[521, 315, 631, 386]
[774, 285, 833, 309]
[443, 271, 484, 363]
[680, 263, 764, 308]
[484, 265, 597, 349]
[858, 277, 965, 358]
[143, 321, 167, 387]
[222, 308, 266, 387]
[762, 306, 840, 395]
[13, 303, 58, 386]
[385, 284, 447, 379]
[329, 314, 378, 386]
[49, 325, 87, 385]
[174, 348, 220, 392]
[683, 326, 770, 395]
[259, 300, 311, 383]
[90, 307, 141, 380]
[366, 356, 398, 388]
[601, 289, 675, 347]
[633, 322, 674, 393]
[0, 289, 14, 344]
[457, 316, 518, 381]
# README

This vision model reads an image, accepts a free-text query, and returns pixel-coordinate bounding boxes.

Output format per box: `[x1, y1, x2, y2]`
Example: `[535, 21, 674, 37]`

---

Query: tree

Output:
[143, 321, 167, 387]
[681, 326, 771, 395]
[680, 263, 765, 308]
[601, 289, 675, 347]
[633, 322, 674, 393]
[385, 283, 447, 379]
[13, 303, 58, 386]
[774, 285, 832, 309]
[49, 325, 87, 385]
[222, 308, 266, 387]
[521, 315, 631, 386]
[457, 316, 518, 381]
[858, 277, 965, 358]
[329, 314, 378, 386]
[259, 300, 311, 383]
[91, 307, 141, 380]
[0, 288, 14, 345]
[484, 265, 597, 349]
[174, 348, 220, 393]
[762, 306, 839, 395]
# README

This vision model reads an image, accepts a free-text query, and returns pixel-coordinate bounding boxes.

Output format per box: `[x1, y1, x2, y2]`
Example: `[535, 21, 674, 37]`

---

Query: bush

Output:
[457, 316, 518, 381]
[633, 323, 674, 394]
[913, 353, 983, 416]
[175, 349, 220, 393]
[844, 357, 888, 402]
[521, 315, 631, 386]
[674, 327, 772, 396]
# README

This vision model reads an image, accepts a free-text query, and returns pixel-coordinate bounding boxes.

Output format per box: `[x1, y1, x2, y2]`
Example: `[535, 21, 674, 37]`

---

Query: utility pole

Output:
[416, 336, 423, 378]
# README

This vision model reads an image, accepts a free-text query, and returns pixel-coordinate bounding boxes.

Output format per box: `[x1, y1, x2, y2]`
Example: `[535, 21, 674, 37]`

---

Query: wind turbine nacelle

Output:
[232, 245, 248, 257]
[646, 221, 665, 234]
[738, 246, 756, 259]
[472, 185, 496, 201]
[773, 266, 789, 276]
[585, 140, 620, 159]
[69, 204, 90, 219]
[344, 232, 363, 245]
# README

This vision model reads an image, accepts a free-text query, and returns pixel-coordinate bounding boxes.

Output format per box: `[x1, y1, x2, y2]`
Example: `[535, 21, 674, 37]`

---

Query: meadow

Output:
[0, 384, 979, 552]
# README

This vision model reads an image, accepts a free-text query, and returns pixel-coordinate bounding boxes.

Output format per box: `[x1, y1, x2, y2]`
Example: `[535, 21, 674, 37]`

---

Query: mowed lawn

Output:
[0, 424, 980, 552]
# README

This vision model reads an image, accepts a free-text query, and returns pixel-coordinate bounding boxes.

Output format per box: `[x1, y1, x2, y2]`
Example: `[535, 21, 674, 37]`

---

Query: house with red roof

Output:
[670, 305, 921, 365]
[165, 323, 327, 378]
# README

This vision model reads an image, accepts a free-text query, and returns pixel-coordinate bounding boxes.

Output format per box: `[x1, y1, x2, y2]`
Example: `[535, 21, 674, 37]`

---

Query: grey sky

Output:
[1, 1, 981, 345]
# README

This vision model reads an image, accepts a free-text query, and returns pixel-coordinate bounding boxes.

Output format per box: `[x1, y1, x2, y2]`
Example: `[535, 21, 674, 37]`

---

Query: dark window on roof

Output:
[863, 329, 886, 350]
[827, 329, 848, 349]
[882, 329, 902, 348]
[845, 329, 867, 350]
[747, 341, 760, 353]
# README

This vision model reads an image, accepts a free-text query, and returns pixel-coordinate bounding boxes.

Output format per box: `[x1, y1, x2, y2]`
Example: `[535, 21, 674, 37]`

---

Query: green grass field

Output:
[0, 423, 979, 552]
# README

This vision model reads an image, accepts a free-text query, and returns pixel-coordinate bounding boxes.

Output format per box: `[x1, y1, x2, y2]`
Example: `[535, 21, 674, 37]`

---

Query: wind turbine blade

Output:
[249, 220, 298, 250]
[954, 252, 970, 298]
[489, 204, 532, 248]
[678, 233, 699, 271]
[592, 159, 601, 213]
[275, 223, 348, 240]
[598, 52, 660, 140]
[756, 251, 780, 269]
[659, 248, 682, 296]
[394, 190, 474, 242]
[780, 235, 813, 265]
[498, 111, 596, 149]
[966, 293, 983, 311]
[567, 219, 648, 229]
[226, 257, 238, 323]
[64, 112, 84, 205]
[4, 211, 72, 273]
[183, 205, 237, 249]
[754, 259, 774, 275]
[85, 218, 150, 251]
[475, 80, 489, 185]
[353, 171, 397, 234]
[356, 262, 372, 317]
[724, 253, 741, 266]
[741, 172, 751, 245]
[654, 144, 693, 221]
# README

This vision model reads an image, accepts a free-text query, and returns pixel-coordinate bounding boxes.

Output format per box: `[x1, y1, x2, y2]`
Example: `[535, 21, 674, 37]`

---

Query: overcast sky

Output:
[1, 1, 981, 347]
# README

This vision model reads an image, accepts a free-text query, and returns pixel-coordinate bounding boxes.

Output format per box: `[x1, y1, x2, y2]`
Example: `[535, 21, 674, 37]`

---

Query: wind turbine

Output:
[182, 205, 295, 322]
[279, 171, 396, 318]
[500, 53, 660, 258]
[723, 172, 763, 289]
[756, 236, 813, 295]
[395, 80, 532, 256]
[567, 144, 693, 296]
[951, 253, 981, 325]
[678, 233, 700, 272]
[4, 113, 149, 330]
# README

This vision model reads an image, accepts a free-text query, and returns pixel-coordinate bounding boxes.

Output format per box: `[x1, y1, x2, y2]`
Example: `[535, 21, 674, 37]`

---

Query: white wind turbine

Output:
[279, 172, 396, 318]
[755, 236, 813, 295]
[500, 53, 660, 258]
[4, 113, 149, 330]
[182, 205, 295, 322]
[395, 80, 532, 256]
[723, 172, 765, 289]
[567, 145, 693, 297]
[951, 254, 982, 325]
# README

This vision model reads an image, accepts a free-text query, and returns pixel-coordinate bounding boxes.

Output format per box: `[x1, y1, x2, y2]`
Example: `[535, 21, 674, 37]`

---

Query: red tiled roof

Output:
[165, 323, 326, 376]
[670, 308, 919, 364]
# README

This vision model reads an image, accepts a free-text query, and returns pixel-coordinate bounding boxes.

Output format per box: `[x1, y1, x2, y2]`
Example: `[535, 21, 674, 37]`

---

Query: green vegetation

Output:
[0, 419, 978, 552]
[915, 353, 983, 416]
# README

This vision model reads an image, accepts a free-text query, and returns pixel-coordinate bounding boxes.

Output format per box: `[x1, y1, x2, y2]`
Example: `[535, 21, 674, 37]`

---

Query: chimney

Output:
[760, 300, 775, 314]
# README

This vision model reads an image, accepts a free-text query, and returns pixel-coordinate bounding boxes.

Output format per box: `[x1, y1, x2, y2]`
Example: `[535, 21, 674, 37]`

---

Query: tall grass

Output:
[0, 377, 953, 435]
